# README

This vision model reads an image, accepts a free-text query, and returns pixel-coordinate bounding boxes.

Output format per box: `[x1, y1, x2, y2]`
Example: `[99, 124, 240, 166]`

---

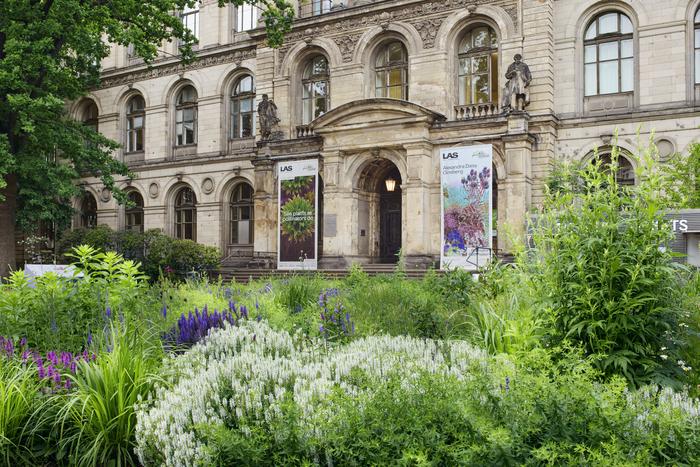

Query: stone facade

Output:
[74, 0, 700, 268]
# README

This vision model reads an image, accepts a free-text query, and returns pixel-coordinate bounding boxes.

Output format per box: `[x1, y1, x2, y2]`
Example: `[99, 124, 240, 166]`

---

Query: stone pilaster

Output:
[402, 142, 435, 268]
[251, 156, 276, 261]
[502, 112, 534, 250]
[318, 150, 350, 269]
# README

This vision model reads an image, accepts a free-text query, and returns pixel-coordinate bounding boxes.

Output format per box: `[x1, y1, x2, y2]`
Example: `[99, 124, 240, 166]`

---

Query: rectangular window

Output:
[584, 64, 597, 96]
[620, 58, 633, 92]
[236, 4, 257, 32]
[182, 4, 199, 40]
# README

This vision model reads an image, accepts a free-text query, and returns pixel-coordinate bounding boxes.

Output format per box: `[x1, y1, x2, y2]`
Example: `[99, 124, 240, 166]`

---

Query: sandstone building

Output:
[72, 0, 700, 269]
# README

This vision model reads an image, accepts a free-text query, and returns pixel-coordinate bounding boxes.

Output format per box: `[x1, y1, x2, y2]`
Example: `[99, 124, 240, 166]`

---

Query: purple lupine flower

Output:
[87, 332, 93, 346]
[37, 364, 45, 379]
[65, 379, 71, 389]
[105, 306, 112, 319]
[19, 337, 27, 347]
[161, 305, 168, 319]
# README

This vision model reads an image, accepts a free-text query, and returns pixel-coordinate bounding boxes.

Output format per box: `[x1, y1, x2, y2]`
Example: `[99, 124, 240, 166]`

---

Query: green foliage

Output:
[533, 142, 687, 387]
[57, 226, 221, 280]
[0, 360, 41, 465]
[31, 327, 163, 466]
[276, 275, 320, 314]
[662, 142, 700, 208]
[0, 0, 293, 240]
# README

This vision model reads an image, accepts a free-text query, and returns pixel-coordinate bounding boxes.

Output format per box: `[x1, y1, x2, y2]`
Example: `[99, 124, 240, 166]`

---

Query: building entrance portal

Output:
[356, 159, 402, 264]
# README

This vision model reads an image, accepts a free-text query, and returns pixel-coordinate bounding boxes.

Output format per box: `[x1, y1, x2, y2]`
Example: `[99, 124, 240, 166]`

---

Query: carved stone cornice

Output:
[98, 48, 256, 89]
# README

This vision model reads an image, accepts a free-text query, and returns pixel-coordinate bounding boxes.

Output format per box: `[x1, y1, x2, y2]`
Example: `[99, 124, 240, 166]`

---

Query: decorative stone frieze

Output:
[99, 48, 256, 89]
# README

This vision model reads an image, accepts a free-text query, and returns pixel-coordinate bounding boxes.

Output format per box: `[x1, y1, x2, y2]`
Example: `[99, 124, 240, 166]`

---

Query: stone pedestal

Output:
[501, 112, 534, 251]
[251, 157, 277, 262]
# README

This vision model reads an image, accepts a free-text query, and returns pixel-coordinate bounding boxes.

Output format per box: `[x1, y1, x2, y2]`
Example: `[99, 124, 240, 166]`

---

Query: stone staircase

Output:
[219, 263, 437, 283]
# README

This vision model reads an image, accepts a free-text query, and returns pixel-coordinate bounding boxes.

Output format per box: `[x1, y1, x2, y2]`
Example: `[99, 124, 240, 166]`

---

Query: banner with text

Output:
[278, 159, 318, 270]
[440, 145, 493, 270]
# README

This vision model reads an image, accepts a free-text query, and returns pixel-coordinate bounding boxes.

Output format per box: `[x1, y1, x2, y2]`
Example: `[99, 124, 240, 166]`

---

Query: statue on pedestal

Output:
[258, 94, 282, 140]
[502, 54, 532, 113]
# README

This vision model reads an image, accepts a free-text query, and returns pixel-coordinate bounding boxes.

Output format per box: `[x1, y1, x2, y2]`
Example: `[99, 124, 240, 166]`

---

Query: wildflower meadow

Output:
[2, 144, 700, 466]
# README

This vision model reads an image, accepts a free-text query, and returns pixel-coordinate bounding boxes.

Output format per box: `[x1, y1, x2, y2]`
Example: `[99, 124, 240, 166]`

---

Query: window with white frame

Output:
[584, 12, 634, 96]
[231, 75, 256, 138]
[126, 95, 145, 153]
[236, 3, 258, 32]
[175, 86, 197, 146]
[182, 2, 200, 40]
[302, 56, 330, 124]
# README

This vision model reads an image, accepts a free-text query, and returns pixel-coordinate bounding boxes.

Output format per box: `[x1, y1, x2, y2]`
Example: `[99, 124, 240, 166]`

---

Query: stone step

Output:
[218, 267, 437, 284]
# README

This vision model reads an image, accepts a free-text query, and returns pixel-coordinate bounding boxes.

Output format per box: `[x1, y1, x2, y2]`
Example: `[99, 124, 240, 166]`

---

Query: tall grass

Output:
[31, 326, 163, 466]
[0, 360, 40, 465]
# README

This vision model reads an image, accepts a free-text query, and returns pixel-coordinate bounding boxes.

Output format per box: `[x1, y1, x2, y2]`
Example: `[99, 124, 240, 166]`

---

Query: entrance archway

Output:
[356, 158, 403, 263]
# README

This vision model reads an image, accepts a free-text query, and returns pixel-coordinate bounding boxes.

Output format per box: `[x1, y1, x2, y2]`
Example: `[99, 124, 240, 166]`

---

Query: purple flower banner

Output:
[277, 159, 319, 270]
[440, 145, 493, 270]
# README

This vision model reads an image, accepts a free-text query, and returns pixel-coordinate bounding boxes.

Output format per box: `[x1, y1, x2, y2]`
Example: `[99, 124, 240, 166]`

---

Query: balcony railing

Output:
[296, 124, 316, 138]
[298, 0, 344, 18]
[454, 103, 500, 120]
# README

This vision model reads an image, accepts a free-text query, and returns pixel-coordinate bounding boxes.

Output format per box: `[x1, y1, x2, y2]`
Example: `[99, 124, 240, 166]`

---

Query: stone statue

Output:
[502, 54, 532, 113]
[257, 94, 281, 140]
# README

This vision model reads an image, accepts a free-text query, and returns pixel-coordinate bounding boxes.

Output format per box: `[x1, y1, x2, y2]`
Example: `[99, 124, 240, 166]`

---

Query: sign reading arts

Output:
[277, 159, 318, 270]
[440, 145, 493, 270]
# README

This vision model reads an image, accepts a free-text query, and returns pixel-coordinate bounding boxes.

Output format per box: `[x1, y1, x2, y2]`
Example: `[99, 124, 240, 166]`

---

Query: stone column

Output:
[251, 156, 277, 265]
[403, 143, 435, 268]
[318, 150, 350, 269]
[195, 202, 220, 247]
[501, 113, 534, 251]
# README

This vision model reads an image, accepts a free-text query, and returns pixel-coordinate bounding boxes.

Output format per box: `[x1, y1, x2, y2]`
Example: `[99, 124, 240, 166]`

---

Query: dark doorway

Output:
[379, 167, 402, 263]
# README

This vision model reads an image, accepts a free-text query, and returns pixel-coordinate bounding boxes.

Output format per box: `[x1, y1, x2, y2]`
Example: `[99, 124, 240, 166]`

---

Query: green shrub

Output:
[533, 143, 689, 387]
[57, 226, 221, 281]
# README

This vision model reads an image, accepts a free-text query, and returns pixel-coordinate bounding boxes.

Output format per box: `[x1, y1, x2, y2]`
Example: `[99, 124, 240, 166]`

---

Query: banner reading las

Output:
[277, 159, 318, 270]
[440, 145, 493, 270]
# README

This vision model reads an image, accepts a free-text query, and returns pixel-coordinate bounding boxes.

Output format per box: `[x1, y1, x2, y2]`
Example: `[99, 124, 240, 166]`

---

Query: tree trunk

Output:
[0, 174, 17, 277]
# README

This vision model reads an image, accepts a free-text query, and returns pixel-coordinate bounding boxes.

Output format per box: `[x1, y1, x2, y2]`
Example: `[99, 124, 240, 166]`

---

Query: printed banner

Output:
[278, 159, 318, 270]
[440, 145, 493, 270]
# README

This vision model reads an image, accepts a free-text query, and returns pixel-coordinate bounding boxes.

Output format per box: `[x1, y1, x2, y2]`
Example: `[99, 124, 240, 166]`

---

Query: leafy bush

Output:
[533, 144, 690, 387]
[56, 226, 221, 280]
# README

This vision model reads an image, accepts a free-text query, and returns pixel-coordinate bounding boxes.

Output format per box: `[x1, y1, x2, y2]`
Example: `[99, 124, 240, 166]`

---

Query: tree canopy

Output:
[0, 0, 293, 274]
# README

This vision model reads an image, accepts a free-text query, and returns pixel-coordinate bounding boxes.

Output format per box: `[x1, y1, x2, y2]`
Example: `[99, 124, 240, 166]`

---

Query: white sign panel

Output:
[440, 145, 493, 270]
[277, 159, 319, 270]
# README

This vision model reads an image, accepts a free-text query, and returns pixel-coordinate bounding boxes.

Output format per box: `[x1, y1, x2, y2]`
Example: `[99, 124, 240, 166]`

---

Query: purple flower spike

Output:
[87, 332, 93, 346]
[105, 306, 112, 319]
[161, 305, 168, 319]
[19, 337, 27, 347]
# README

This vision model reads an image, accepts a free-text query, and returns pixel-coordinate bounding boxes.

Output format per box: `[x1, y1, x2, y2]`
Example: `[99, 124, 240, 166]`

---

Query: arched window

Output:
[236, 4, 257, 32]
[83, 101, 99, 132]
[302, 56, 330, 124]
[592, 152, 635, 186]
[374, 41, 408, 100]
[584, 12, 633, 96]
[80, 193, 97, 229]
[125, 191, 144, 232]
[126, 95, 145, 153]
[458, 26, 499, 105]
[175, 86, 197, 146]
[229, 183, 254, 245]
[174, 187, 197, 240]
[231, 75, 255, 138]
[695, 8, 700, 84]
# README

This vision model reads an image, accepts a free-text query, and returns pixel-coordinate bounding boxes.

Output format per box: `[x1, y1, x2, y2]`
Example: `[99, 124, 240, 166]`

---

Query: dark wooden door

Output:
[380, 193, 402, 262]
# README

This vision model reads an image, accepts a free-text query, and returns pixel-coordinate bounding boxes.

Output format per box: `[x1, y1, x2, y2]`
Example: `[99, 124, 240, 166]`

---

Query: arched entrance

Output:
[356, 158, 402, 263]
